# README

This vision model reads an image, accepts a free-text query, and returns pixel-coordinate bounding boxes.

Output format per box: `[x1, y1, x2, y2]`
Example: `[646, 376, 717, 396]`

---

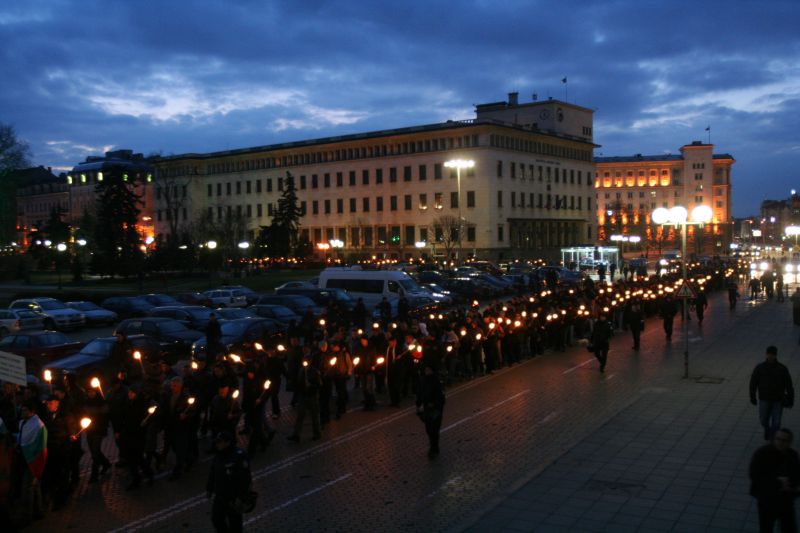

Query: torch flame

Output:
[329, 357, 337, 366]
[263, 380, 271, 390]
[80, 417, 92, 429]
[254, 342, 264, 351]
[187, 397, 195, 405]
[148, 405, 157, 414]
[376, 357, 385, 365]
[133, 351, 142, 360]
[90, 377, 101, 389]
[353, 357, 360, 366]
[44, 369, 52, 382]
[232, 390, 240, 400]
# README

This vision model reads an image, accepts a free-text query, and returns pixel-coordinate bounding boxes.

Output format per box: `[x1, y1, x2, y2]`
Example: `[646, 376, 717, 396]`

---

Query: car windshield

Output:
[398, 279, 421, 292]
[40, 332, 70, 345]
[71, 302, 99, 311]
[79, 339, 115, 357]
[187, 308, 213, 320]
[158, 321, 188, 333]
[15, 310, 40, 318]
[39, 300, 69, 310]
[220, 321, 250, 337]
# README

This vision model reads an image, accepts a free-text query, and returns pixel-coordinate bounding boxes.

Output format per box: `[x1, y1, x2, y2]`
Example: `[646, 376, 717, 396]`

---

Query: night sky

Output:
[1, 0, 798, 216]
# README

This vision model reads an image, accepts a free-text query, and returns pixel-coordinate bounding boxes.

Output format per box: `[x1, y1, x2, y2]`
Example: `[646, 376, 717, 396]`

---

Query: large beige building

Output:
[594, 142, 735, 253]
[152, 94, 598, 261]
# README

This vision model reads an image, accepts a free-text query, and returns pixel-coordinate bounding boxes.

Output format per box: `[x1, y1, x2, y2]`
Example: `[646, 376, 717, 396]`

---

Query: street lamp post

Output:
[652, 205, 712, 379]
[444, 159, 475, 265]
[56, 243, 67, 290]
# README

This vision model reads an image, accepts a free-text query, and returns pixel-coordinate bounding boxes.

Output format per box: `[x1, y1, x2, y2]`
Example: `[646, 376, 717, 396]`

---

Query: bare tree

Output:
[433, 215, 462, 260]
[155, 175, 190, 241]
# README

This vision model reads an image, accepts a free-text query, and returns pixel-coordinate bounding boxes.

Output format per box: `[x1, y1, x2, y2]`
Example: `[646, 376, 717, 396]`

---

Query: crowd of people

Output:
[0, 258, 742, 530]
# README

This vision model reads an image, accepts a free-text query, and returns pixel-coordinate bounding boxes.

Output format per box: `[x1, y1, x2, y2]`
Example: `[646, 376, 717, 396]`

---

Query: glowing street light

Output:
[444, 159, 475, 265]
[206, 240, 218, 250]
[651, 204, 712, 378]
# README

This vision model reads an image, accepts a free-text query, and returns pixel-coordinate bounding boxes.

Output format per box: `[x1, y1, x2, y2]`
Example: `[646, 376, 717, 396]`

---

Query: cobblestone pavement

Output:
[26, 290, 782, 532]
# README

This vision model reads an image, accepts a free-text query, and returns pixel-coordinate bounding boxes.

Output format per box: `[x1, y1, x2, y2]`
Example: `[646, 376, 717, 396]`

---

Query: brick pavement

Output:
[463, 294, 798, 533]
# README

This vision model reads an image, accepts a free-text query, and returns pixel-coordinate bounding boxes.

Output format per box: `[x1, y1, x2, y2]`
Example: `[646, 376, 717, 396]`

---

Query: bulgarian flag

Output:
[18, 416, 47, 480]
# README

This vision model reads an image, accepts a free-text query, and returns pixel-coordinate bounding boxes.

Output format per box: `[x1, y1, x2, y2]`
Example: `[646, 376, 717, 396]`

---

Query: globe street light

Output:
[56, 243, 67, 290]
[206, 240, 218, 250]
[444, 159, 475, 265]
[651, 204, 712, 378]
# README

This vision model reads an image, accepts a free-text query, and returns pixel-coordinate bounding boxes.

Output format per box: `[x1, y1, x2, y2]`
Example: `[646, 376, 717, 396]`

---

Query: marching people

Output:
[750, 346, 795, 441]
[287, 356, 322, 443]
[750, 427, 800, 533]
[694, 289, 708, 326]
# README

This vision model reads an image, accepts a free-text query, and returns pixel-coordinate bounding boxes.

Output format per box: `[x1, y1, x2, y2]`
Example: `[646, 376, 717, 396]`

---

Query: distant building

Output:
[594, 142, 735, 255]
[151, 93, 598, 261]
[758, 194, 800, 244]
[66, 149, 154, 243]
[13, 166, 68, 247]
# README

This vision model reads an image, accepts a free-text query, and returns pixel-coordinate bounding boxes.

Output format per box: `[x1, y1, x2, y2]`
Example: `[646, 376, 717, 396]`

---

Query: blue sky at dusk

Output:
[1, 0, 798, 216]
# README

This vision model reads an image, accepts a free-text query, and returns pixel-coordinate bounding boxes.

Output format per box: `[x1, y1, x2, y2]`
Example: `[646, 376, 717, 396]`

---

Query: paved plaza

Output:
[24, 290, 794, 532]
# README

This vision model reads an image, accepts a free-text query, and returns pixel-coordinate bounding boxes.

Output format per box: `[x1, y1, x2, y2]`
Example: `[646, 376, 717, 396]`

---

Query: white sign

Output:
[0, 350, 27, 386]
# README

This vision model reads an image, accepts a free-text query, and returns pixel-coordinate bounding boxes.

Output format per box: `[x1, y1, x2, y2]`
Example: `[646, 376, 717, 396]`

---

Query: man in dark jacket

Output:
[207, 431, 252, 533]
[659, 295, 678, 341]
[118, 385, 154, 490]
[750, 427, 800, 532]
[751, 346, 795, 440]
[591, 315, 614, 373]
[84, 386, 111, 482]
[416, 357, 445, 459]
[624, 300, 644, 351]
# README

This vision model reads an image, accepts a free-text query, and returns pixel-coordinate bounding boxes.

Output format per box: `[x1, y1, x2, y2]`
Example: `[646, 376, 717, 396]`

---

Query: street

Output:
[26, 289, 785, 532]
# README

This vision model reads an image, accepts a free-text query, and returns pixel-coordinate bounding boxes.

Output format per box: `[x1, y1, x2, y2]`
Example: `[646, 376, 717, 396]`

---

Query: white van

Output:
[317, 267, 427, 309]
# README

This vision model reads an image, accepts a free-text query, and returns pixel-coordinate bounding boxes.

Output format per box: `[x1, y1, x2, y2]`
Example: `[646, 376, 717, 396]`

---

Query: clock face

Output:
[539, 109, 551, 120]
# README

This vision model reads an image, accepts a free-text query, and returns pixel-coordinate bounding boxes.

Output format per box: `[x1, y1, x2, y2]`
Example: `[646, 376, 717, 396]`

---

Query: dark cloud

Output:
[1, 0, 798, 214]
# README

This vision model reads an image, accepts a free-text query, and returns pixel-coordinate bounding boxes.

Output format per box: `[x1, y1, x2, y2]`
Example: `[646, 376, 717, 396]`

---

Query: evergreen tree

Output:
[269, 172, 302, 257]
[92, 165, 143, 277]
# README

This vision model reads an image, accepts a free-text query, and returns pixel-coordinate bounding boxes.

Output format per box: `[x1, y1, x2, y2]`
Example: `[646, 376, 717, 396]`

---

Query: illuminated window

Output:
[648, 170, 657, 186]
[625, 171, 635, 187]
[637, 170, 646, 186]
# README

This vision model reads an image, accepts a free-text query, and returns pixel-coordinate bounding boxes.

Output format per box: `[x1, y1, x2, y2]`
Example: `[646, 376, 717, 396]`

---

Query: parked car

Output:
[191, 318, 285, 361]
[274, 281, 316, 291]
[415, 270, 448, 285]
[142, 293, 182, 307]
[255, 294, 322, 317]
[44, 334, 163, 385]
[9, 298, 85, 330]
[420, 283, 455, 306]
[147, 305, 214, 330]
[0, 331, 84, 373]
[248, 304, 301, 326]
[114, 317, 203, 358]
[218, 285, 260, 305]
[0, 309, 46, 337]
[175, 292, 213, 307]
[101, 296, 155, 319]
[535, 266, 585, 286]
[65, 301, 118, 326]
[213, 307, 255, 320]
[202, 289, 247, 308]
[441, 278, 494, 300]
[274, 287, 356, 311]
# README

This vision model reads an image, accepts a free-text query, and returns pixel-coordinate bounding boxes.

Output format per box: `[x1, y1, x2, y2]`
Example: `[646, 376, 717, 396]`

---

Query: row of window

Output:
[602, 201, 725, 211]
[299, 224, 478, 247]
[497, 161, 590, 186]
[498, 192, 592, 212]
[194, 134, 481, 177]
[488, 134, 592, 162]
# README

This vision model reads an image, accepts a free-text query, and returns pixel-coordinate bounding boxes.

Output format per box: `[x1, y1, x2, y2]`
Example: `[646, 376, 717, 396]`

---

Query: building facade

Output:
[152, 94, 598, 261]
[65, 149, 154, 242]
[595, 142, 735, 254]
[14, 166, 68, 247]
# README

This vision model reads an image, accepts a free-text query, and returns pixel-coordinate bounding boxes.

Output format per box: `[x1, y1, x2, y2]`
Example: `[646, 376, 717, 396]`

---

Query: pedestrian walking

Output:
[416, 357, 445, 459]
[206, 431, 253, 533]
[624, 300, 644, 351]
[287, 357, 322, 443]
[749, 428, 800, 533]
[83, 386, 111, 483]
[728, 280, 740, 310]
[750, 346, 795, 441]
[591, 314, 613, 373]
[659, 295, 678, 341]
[791, 288, 800, 326]
[694, 290, 708, 326]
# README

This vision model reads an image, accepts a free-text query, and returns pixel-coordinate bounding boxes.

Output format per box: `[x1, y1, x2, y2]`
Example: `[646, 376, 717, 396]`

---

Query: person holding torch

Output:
[119, 384, 154, 490]
[416, 356, 446, 459]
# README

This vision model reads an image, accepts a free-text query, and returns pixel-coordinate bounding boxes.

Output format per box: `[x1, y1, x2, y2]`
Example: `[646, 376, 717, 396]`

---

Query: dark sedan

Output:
[248, 304, 301, 326]
[147, 305, 214, 330]
[44, 334, 163, 385]
[114, 317, 203, 359]
[0, 331, 84, 373]
[101, 296, 155, 319]
[142, 293, 182, 307]
[191, 317, 285, 361]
